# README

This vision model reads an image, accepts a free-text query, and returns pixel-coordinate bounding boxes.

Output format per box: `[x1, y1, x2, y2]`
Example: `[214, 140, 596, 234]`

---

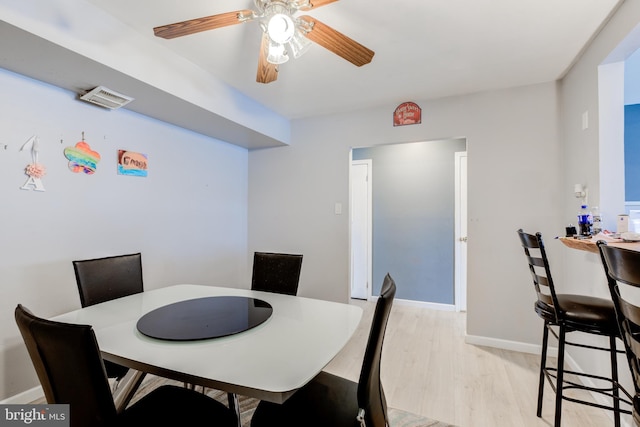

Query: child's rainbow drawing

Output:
[64, 141, 101, 174]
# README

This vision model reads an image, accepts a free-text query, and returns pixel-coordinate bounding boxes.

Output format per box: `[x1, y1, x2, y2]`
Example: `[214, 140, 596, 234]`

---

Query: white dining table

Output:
[52, 284, 363, 410]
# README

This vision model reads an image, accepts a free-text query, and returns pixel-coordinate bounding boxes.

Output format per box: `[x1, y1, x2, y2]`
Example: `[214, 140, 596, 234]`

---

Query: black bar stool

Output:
[517, 229, 631, 427]
[599, 242, 640, 427]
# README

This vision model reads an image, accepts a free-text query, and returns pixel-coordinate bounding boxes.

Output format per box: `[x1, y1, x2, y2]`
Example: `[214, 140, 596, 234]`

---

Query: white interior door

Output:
[455, 152, 468, 311]
[350, 160, 372, 300]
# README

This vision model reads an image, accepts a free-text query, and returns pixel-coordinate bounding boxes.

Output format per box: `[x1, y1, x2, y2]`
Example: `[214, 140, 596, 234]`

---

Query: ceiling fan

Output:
[153, 0, 375, 84]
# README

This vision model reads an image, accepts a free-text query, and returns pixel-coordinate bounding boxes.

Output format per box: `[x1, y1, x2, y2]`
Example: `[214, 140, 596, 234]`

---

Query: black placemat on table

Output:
[136, 296, 273, 341]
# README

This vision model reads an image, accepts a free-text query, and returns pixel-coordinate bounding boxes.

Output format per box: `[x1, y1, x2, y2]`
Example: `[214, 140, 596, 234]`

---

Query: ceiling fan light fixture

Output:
[267, 40, 289, 64]
[288, 29, 311, 58]
[267, 13, 295, 44]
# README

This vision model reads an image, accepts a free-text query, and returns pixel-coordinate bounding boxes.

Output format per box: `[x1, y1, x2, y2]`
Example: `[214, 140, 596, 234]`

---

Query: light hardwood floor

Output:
[324, 300, 630, 427]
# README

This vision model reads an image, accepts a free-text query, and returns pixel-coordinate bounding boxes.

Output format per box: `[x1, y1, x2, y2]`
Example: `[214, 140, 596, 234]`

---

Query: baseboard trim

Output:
[0, 385, 43, 404]
[395, 298, 456, 311]
[464, 333, 558, 357]
[367, 296, 456, 312]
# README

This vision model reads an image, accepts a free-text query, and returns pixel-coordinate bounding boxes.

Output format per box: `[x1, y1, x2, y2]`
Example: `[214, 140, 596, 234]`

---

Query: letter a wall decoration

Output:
[20, 135, 46, 192]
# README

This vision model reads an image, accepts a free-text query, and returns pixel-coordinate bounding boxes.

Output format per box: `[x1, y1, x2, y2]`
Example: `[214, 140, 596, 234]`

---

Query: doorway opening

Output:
[349, 139, 467, 309]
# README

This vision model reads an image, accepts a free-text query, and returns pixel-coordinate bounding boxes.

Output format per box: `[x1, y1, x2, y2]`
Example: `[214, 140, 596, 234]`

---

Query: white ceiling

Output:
[0, 0, 624, 148]
[82, 0, 622, 119]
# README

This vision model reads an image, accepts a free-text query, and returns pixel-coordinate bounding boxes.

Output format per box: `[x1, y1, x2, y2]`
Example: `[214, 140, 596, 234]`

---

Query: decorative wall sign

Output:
[118, 150, 148, 177]
[20, 135, 46, 192]
[64, 137, 101, 174]
[393, 102, 422, 126]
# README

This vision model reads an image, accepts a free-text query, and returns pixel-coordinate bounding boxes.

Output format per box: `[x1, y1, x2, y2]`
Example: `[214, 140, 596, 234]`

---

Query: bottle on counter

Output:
[578, 204, 592, 236]
[592, 206, 602, 234]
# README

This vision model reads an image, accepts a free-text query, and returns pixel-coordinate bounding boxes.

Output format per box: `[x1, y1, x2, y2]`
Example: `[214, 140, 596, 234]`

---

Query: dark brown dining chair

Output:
[212, 251, 303, 420]
[14, 304, 237, 427]
[73, 253, 144, 392]
[517, 229, 631, 427]
[73, 253, 143, 307]
[250, 273, 396, 427]
[251, 252, 303, 296]
[598, 242, 640, 427]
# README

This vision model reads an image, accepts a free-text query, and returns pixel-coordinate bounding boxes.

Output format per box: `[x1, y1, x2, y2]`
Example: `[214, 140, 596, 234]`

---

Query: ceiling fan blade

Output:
[297, 0, 339, 10]
[257, 34, 278, 84]
[299, 15, 374, 67]
[153, 10, 253, 39]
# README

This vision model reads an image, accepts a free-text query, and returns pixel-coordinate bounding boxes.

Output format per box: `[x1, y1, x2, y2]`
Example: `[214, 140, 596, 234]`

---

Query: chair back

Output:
[357, 273, 396, 427]
[598, 243, 640, 394]
[73, 253, 143, 307]
[516, 229, 560, 323]
[251, 252, 303, 296]
[14, 304, 117, 427]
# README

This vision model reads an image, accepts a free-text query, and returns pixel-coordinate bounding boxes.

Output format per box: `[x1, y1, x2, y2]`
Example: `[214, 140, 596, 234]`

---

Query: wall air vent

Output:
[79, 86, 134, 110]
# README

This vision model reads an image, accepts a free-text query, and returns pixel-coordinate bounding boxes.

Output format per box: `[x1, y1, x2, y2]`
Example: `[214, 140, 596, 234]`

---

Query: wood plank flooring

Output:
[324, 300, 628, 427]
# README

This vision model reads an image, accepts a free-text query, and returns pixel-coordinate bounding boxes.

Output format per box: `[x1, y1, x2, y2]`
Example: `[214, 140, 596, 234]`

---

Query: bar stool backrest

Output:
[517, 229, 561, 324]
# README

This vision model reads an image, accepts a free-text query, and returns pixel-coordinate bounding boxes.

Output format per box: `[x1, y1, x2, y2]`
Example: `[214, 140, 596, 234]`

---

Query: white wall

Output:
[249, 81, 562, 350]
[0, 69, 249, 399]
[625, 47, 640, 105]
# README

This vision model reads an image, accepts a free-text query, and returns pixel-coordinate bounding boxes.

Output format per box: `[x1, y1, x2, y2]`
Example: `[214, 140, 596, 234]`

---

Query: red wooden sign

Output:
[393, 102, 422, 126]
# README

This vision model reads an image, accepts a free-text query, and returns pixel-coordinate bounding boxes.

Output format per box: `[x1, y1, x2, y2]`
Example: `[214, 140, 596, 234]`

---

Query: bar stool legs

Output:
[554, 324, 566, 427]
[537, 322, 549, 418]
[538, 321, 628, 427]
[610, 335, 621, 427]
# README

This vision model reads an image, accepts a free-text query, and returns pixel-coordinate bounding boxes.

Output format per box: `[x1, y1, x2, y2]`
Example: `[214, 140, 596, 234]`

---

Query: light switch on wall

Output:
[334, 203, 342, 215]
[582, 111, 589, 130]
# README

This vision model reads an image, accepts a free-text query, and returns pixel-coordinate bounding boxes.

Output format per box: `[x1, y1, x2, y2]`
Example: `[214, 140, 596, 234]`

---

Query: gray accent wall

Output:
[353, 138, 466, 304]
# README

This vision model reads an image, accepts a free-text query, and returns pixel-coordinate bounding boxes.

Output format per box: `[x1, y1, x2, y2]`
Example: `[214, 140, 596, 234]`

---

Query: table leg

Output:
[227, 392, 241, 427]
[113, 370, 146, 413]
